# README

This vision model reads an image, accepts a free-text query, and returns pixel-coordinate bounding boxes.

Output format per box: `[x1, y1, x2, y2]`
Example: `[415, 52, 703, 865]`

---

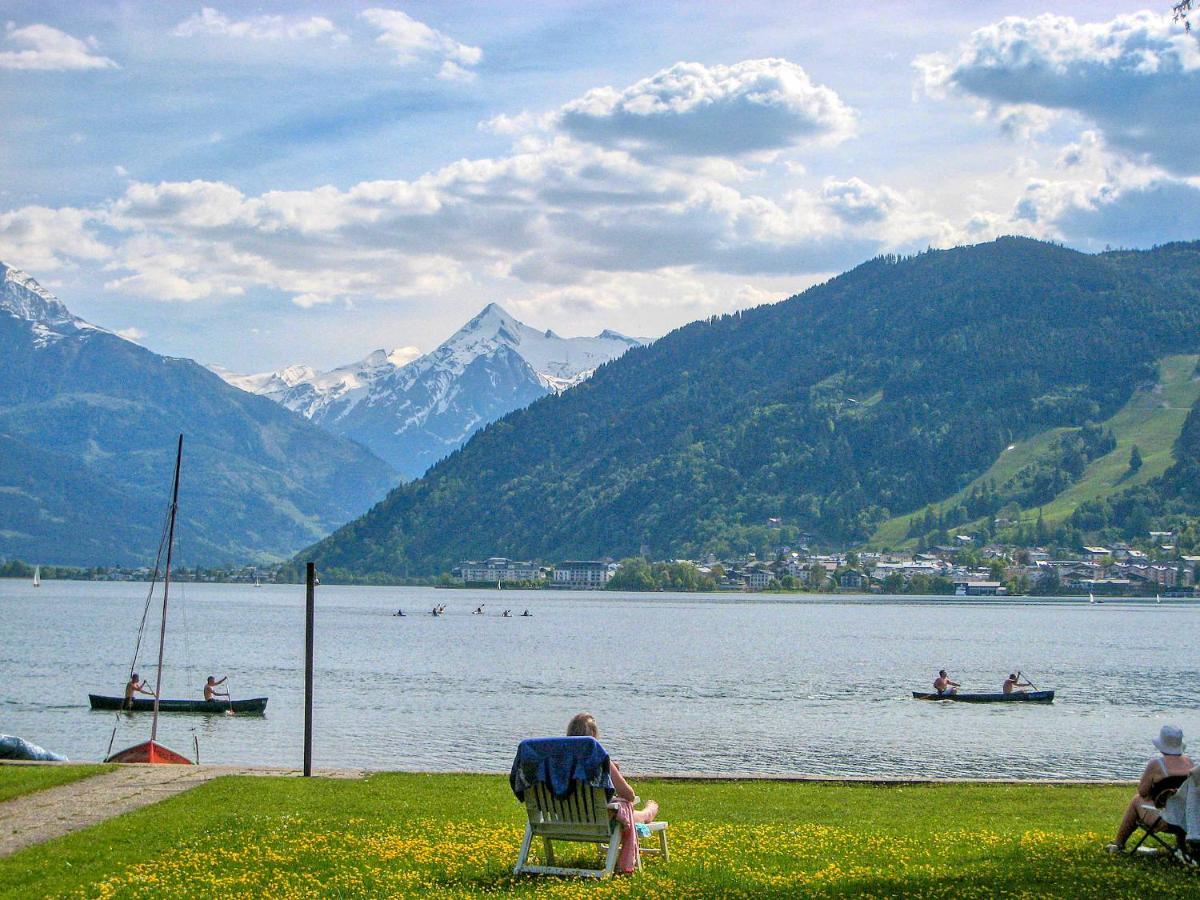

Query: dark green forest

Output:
[300, 237, 1200, 577]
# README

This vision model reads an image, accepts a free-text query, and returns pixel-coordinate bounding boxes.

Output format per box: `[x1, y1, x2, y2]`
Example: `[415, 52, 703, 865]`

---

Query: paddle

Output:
[223, 677, 235, 717]
[1018, 670, 1038, 690]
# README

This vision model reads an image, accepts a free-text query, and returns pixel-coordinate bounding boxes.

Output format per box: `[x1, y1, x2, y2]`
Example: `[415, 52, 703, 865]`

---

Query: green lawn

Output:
[869, 354, 1200, 548]
[0, 764, 110, 804]
[0, 774, 1195, 898]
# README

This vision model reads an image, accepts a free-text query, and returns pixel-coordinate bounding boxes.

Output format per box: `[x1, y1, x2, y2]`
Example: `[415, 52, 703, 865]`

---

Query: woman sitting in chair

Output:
[1107, 724, 1193, 853]
[567, 712, 659, 824]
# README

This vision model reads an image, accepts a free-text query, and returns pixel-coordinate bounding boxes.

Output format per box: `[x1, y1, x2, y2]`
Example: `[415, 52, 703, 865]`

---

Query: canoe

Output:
[89, 694, 268, 714]
[912, 690, 1055, 703]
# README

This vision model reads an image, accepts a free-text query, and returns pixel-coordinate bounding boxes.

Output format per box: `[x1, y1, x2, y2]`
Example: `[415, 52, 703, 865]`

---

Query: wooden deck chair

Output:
[514, 779, 622, 878]
[1130, 774, 1189, 859]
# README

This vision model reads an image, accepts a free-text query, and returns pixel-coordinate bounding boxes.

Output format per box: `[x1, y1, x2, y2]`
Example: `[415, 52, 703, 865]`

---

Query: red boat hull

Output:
[105, 739, 193, 765]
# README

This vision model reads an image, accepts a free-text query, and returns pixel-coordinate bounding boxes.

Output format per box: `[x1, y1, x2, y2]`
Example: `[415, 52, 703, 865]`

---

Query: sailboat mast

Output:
[150, 434, 183, 743]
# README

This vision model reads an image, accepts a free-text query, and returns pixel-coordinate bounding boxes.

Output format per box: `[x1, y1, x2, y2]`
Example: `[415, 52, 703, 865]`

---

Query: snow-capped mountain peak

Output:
[215, 303, 645, 478]
[1, 262, 101, 347]
[420, 302, 642, 387]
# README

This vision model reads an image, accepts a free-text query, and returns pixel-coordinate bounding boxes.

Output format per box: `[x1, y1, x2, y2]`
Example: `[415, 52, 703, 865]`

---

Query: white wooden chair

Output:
[514, 780, 621, 878]
[513, 780, 669, 878]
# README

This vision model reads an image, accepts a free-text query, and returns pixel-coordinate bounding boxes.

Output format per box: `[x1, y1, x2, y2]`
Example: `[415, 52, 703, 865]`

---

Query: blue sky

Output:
[2, 2, 1197, 371]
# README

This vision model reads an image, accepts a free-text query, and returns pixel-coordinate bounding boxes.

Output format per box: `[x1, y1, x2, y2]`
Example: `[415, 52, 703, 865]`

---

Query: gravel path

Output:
[0, 763, 362, 858]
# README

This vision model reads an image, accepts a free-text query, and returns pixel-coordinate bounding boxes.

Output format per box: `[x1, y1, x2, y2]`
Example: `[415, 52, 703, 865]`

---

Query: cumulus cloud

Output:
[558, 58, 855, 159]
[0, 206, 111, 271]
[0, 54, 962, 317]
[0, 23, 118, 71]
[821, 177, 901, 224]
[360, 8, 480, 78]
[115, 326, 145, 342]
[1014, 170, 1200, 249]
[916, 12, 1200, 174]
[172, 7, 342, 41]
[37, 129, 936, 308]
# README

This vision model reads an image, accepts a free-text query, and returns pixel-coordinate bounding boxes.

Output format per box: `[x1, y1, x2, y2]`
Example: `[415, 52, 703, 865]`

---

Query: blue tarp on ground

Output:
[0, 734, 68, 762]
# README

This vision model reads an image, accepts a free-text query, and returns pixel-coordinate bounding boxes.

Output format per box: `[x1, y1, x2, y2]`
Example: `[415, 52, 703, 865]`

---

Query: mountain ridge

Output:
[0, 262, 397, 566]
[298, 237, 1200, 576]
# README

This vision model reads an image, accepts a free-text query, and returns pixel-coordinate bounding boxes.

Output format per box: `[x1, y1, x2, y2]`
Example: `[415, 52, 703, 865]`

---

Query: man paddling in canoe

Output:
[124, 673, 154, 708]
[203, 675, 229, 703]
[933, 670, 960, 696]
[1002, 673, 1033, 695]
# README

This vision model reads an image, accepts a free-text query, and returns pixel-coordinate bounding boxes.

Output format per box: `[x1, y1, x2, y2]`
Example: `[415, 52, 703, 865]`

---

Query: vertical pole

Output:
[304, 562, 315, 777]
[151, 434, 184, 745]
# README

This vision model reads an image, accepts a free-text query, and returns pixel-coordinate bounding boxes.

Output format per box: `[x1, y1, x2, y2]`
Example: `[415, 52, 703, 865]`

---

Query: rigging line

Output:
[127, 499, 173, 679]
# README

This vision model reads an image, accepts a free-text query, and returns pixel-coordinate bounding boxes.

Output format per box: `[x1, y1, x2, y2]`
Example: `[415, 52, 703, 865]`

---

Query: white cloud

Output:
[916, 12, 1200, 174]
[360, 8, 480, 77]
[0, 205, 111, 272]
[1013, 167, 1200, 250]
[0, 23, 118, 71]
[821, 177, 901, 224]
[558, 58, 855, 159]
[0, 55, 962, 315]
[115, 326, 145, 342]
[173, 7, 343, 42]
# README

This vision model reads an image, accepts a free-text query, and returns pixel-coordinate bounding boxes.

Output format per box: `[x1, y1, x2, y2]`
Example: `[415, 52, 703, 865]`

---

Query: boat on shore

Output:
[912, 690, 1055, 703]
[90, 695, 268, 715]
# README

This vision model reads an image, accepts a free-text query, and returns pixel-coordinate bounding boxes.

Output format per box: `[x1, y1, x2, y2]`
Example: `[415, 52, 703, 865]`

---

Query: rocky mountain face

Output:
[217, 303, 643, 478]
[0, 263, 397, 566]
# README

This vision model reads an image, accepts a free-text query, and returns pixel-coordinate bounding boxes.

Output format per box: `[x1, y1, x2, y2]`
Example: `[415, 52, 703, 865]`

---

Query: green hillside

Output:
[298, 238, 1200, 577]
[869, 354, 1200, 547]
[0, 264, 398, 567]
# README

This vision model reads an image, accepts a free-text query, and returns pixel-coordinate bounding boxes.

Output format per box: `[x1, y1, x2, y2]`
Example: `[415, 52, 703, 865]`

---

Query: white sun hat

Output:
[1152, 724, 1185, 755]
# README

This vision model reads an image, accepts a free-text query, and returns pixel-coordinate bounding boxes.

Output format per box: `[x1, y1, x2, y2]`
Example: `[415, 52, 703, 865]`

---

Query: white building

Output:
[745, 570, 773, 591]
[457, 557, 540, 583]
[553, 561, 615, 588]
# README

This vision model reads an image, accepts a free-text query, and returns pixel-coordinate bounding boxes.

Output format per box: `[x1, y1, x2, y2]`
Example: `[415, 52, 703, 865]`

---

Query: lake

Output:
[1, 580, 1197, 779]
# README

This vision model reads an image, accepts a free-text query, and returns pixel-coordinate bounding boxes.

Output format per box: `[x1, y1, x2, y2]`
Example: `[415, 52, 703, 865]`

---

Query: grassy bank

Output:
[0, 764, 110, 804]
[1, 773, 1196, 897]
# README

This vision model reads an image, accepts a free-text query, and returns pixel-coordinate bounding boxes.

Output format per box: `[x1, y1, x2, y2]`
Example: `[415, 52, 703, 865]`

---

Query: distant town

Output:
[5, 531, 1197, 597]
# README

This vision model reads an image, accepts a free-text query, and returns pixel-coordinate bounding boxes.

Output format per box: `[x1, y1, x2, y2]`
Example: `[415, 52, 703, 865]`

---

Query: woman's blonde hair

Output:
[567, 712, 598, 737]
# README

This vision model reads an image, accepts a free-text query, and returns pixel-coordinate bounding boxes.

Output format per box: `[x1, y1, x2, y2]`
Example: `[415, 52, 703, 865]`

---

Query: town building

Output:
[455, 557, 540, 583]
[552, 560, 615, 588]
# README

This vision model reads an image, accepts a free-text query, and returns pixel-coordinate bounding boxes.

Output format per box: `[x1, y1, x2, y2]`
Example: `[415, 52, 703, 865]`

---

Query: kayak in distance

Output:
[89, 694, 268, 715]
[911, 690, 1055, 704]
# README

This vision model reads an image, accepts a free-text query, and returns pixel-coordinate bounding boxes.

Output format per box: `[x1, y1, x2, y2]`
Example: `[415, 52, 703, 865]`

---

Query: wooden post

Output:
[304, 562, 315, 777]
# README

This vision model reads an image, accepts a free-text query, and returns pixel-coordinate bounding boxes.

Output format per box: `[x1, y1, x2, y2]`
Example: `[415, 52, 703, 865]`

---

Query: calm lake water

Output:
[1, 580, 1197, 779]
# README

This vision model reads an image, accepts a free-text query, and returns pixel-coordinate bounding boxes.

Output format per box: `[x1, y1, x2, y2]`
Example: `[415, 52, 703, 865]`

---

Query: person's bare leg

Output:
[1114, 793, 1156, 847]
[633, 800, 659, 824]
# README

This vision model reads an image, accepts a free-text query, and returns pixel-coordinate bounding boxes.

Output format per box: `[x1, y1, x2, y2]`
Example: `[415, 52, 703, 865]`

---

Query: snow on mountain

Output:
[216, 303, 645, 478]
[395, 303, 640, 393]
[0, 262, 99, 346]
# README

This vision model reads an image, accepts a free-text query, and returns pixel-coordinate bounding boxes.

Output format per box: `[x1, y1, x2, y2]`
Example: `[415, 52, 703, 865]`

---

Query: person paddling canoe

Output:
[1003, 673, 1033, 695]
[124, 673, 154, 708]
[204, 675, 229, 702]
[933, 669, 960, 696]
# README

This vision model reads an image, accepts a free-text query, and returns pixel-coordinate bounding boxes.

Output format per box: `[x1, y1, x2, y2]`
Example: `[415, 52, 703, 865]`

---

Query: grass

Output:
[0, 764, 110, 804]
[869, 354, 1200, 549]
[0, 773, 1196, 898]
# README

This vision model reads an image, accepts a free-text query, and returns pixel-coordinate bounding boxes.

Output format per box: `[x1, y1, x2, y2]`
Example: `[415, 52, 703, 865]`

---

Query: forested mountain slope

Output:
[302, 237, 1200, 575]
[0, 264, 397, 566]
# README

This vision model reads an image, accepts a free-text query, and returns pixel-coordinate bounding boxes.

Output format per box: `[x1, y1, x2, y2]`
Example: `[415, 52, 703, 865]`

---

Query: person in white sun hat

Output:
[1107, 725, 1194, 853]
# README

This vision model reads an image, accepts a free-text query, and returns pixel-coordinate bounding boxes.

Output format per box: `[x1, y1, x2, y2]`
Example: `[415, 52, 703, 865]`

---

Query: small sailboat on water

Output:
[104, 435, 193, 765]
[32, 565, 40, 588]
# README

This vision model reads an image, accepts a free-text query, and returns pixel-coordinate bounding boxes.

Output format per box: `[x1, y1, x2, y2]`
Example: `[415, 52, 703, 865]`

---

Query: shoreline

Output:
[0, 760, 1134, 785]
